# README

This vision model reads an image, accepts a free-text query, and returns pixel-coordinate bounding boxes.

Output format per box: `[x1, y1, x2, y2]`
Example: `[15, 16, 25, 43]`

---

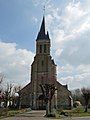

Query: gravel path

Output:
[1, 110, 90, 120]
[1, 110, 48, 120]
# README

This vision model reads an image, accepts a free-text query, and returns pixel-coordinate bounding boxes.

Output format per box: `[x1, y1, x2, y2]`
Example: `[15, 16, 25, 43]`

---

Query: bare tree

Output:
[71, 89, 84, 107]
[0, 73, 5, 107]
[12, 85, 22, 109]
[4, 83, 13, 108]
[0, 73, 4, 85]
[81, 88, 90, 112]
[40, 84, 57, 116]
[15, 86, 22, 109]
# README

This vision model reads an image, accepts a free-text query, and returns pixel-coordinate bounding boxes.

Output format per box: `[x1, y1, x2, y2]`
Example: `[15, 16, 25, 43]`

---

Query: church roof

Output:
[36, 16, 50, 41]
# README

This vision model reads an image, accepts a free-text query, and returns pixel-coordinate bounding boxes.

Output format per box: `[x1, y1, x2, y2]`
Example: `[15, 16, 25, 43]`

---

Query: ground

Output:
[1, 110, 90, 120]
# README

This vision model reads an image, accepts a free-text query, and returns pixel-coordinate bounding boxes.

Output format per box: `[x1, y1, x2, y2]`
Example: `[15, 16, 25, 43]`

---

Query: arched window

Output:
[44, 44, 46, 53]
[41, 60, 44, 66]
[40, 45, 42, 53]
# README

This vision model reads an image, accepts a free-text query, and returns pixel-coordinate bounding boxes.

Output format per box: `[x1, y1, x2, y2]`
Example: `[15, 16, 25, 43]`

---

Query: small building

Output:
[20, 16, 72, 110]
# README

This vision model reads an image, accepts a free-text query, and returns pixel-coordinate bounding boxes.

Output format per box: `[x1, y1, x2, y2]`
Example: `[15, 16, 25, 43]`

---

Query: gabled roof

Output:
[56, 81, 70, 93]
[36, 16, 50, 41]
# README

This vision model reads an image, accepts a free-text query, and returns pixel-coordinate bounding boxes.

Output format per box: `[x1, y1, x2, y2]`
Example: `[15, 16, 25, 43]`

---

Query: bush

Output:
[0, 108, 8, 116]
[73, 101, 81, 108]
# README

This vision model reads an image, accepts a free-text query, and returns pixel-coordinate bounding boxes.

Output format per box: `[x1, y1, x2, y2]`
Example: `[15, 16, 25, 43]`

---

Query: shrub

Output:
[0, 108, 8, 116]
[73, 101, 81, 108]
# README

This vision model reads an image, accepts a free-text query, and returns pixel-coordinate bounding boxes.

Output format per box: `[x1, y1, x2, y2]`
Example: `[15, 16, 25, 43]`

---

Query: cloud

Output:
[0, 41, 34, 87]
[32, 0, 52, 7]
[1, 0, 89, 90]
[46, 1, 90, 68]
[59, 73, 90, 90]
[20, 0, 90, 90]
[44, 1, 90, 89]
[32, 16, 38, 23]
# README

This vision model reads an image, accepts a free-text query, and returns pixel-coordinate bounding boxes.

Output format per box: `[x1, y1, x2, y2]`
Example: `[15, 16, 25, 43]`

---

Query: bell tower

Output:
[36, 16, 50, 55]
[31, 16, 57, 109]
[20, 13, 72, 110]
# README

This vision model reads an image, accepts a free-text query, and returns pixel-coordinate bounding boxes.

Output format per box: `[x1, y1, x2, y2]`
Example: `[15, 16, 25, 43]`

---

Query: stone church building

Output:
[20, 16, 72, 109]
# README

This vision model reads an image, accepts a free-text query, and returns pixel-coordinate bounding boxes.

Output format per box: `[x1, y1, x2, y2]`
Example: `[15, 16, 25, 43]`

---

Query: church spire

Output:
[36, 16, 50, 41]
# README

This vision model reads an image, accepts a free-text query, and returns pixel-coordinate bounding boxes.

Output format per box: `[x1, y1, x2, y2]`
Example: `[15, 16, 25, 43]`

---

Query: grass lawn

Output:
[59, 107, 90, 118]
[71, 108, 90, 117]
[0, 108, 29, 119]
[0, 107, 90, 119]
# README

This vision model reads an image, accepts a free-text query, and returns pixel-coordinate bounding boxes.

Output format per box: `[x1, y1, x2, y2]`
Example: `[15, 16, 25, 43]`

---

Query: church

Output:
[20, 16, 72, 110]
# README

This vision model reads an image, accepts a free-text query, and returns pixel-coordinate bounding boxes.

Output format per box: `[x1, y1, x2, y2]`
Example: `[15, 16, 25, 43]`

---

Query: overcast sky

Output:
[0, 0, 90, 90]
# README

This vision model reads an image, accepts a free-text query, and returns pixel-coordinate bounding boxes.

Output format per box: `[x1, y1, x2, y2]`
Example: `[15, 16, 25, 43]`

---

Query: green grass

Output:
[59, 107, 90, 118]
[71, 108, 90, 117]
[0, 108, 28, 119]
[1, 107, 90, 119]
[7, 109, 23, 116]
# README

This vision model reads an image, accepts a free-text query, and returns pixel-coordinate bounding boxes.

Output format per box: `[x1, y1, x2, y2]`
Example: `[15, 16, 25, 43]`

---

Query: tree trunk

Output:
[49, 99, 51, 113]
[85, 100, 89, 112]
[85, 105, 88, 112]
[46, 102, 48, 116]
[4, 100, 8, 108]
[0, 100, 1, 107]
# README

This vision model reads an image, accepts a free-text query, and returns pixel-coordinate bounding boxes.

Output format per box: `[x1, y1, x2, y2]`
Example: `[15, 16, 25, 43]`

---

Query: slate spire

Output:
[36, 16, 50, 41]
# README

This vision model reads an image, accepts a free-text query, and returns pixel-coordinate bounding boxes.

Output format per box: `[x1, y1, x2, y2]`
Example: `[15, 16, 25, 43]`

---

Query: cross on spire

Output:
[36, 6, 50, 41]
[36, 16, 50, 41]
[43, 5, 45, 16]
